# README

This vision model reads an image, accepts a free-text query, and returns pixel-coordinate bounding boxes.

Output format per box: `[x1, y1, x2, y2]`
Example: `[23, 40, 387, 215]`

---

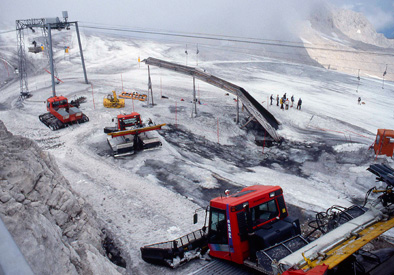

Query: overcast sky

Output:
[1, 0, 393, 39]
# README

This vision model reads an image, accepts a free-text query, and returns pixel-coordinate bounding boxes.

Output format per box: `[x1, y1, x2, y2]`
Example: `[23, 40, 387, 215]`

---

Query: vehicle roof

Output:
[377, 129, 394, 137]
[118, 112, 140, 119]
[48, 96, 67, 102]
[210, 185, 281, 208]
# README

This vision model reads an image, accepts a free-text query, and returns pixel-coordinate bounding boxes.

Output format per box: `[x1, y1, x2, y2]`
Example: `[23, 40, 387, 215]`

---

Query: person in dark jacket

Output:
[297, 98, 302, 110]
[270, 94, 273, 105]
[291, 95, 294, 107]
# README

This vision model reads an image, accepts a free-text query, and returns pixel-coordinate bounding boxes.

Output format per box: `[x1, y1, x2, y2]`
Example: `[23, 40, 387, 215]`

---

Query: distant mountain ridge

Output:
[299, 3, 394, 81]
[309, 3, 394, 49]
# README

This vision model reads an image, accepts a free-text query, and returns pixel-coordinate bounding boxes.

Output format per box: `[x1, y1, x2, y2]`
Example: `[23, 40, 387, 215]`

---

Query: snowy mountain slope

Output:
[0, 16, 394, 274]
[299, 3, 394, 81]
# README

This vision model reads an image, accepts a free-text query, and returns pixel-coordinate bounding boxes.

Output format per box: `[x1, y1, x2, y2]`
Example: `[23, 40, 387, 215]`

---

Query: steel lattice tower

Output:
[15, 12, 88, 101]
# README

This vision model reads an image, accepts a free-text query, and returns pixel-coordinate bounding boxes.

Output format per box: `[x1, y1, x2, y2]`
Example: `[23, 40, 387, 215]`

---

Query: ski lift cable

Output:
[81, 26, 394, 76]
[79, 20, 311, 47]
[3, 23, 394, 69]
[0, 29, 15, 34]
[2, 22, 391, 78]
[79, 24, 394, 58]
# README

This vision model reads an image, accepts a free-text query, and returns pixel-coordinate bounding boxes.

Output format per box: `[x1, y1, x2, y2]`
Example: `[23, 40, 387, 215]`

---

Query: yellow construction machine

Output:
[103, 91, 125, 108]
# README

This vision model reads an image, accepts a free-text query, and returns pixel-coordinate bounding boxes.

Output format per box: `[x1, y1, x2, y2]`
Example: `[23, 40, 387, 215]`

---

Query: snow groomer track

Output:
[143, 57, 281, 141]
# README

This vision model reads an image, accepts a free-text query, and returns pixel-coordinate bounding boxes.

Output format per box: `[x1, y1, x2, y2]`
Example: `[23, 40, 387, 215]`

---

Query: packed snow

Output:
[1, 10, 394, 274]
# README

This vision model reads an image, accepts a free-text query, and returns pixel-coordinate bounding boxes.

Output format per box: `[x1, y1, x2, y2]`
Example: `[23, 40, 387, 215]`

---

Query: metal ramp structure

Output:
[143, 57, 281, 141]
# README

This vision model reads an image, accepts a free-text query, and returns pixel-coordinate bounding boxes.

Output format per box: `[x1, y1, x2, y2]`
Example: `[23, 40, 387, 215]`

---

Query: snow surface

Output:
[0, 23, 394, 274]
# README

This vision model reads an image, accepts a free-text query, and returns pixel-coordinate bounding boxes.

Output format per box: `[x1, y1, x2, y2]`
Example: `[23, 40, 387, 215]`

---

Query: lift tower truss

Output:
[16, 12, 88, 99]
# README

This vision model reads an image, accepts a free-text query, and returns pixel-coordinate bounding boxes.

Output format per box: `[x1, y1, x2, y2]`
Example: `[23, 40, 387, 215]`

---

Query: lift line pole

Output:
[47, 24, 56, 96]
[147, 65, 154, 106]
[192, 76, 197, 117]
[75, 21, 88, 85]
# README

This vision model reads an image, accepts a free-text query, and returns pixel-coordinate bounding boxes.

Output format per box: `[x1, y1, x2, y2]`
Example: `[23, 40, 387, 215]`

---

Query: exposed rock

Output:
[0, 120, 124, 274]
[301, 3, 394, 81]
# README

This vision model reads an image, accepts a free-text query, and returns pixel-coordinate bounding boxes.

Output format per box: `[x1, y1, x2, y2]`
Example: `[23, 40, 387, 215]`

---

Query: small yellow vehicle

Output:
[103, 91, 125, 108]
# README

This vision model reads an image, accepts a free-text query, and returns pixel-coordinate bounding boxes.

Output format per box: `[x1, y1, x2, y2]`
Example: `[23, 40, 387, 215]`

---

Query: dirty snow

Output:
[0, 20, 394, 274]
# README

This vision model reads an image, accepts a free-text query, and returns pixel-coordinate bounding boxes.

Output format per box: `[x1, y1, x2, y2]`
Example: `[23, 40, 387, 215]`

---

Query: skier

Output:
[270, 94, 273, 105]
[280, 97, 284, 110]
[276, 95, 279, 106]
[358, 97, 361, 105]
[283, 93, 287, 100]
[285, 98, 289, 110]
[291, 95, 294, 107]
[297, 98, 302, 110]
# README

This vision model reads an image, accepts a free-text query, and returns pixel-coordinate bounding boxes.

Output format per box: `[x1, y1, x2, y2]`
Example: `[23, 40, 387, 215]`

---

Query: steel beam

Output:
[47, 24, 56, 96]
[75, 21, 88, 84]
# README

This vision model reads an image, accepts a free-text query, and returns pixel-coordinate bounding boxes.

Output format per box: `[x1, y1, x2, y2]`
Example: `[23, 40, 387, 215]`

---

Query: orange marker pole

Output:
[175, 101, 178, 128]
[121, 73, 124, 92]
[91, 84, 95, 110]
[217, 118, 219, 143]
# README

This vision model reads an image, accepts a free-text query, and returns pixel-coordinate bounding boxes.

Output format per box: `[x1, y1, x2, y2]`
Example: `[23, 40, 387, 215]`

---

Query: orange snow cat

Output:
[374, 129, 394, 157]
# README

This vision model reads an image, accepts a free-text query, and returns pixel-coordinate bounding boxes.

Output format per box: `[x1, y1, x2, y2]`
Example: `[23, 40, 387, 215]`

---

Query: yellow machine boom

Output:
[302, 214, 394, 271]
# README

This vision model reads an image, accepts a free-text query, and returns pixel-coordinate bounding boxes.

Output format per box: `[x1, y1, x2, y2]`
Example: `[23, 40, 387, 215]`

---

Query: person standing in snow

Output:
[280, 97, 284, 110]
[276, 95, 279, 106]
[297, 98, 302, 110]
[270, 94, 273, 105]
[285, 98, 289, 110]
[291, 95, 294, 107]
[358, 97, 361, 105]
[283, 93, 287, 100]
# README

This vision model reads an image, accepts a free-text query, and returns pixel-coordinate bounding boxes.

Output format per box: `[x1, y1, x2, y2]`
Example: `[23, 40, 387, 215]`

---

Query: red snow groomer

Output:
[39, 95, 89, 130]
[104, 112, 165, 157]
[141, 165, 394, 274]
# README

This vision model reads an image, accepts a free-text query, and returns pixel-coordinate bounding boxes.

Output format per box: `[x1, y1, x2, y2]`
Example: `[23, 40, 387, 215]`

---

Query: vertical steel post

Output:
[75, 21, 88, 84]
[236, 95, 239, 124]
[147, 65, 154, 106]
[47, 24, 56, 97]
[192, 76, 197, 117]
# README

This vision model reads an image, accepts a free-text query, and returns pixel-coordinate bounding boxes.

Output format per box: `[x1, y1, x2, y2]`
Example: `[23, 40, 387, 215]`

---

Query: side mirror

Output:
[193, 213, 198, 224]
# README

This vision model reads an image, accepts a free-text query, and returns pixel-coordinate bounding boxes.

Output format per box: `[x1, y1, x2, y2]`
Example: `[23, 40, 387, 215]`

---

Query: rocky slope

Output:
[0, 120, 124, 274]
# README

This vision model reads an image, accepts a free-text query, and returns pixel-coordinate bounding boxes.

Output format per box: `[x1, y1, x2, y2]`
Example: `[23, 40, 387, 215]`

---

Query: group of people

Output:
[270, 93, 302, 110]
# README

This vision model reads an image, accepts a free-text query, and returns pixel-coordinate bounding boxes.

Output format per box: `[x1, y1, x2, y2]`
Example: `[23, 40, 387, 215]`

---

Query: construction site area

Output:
[0, 7, 394, 275]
